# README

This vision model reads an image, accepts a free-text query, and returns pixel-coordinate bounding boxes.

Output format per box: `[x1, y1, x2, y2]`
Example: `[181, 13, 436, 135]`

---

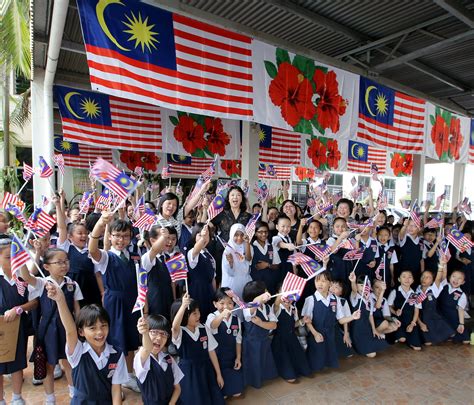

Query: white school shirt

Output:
[172, 324, 218, 352]
[301, 291, 345, 320]
[273, 302, 299, 321]
[155, 209, 185, 239]
[141, 250, 160, 272]
[90, 247, 130, 274]
[438, 280, 468, 310]
[325, 236, 337, 248]
[251, 241, 277, 265]
[133, 351, 184, 384]
[66, 341, 128, 385]
[375, 242, 398, 264]
[350, 292, 374, 313]
[56, 239, 88, 255]
[335, 296, 352, 318]
[0, 267, 16, 286]
[206, 311, 242, 344]
[370, 293, 391, 317]
[301, 238, 321, 254]
[187, 248, 216, 272]
[243, 304, 278, 324]
[387, 286, 422, 309]
[399, 233, 420, 248]
[28, 275, 83, 301]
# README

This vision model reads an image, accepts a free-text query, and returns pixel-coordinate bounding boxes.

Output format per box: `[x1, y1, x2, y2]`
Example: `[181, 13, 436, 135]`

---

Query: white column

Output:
[411, 154, 425, 204]
[31, 69, 55, 204]
[452, 163, 466, 208]
[241, 121, 259, 206]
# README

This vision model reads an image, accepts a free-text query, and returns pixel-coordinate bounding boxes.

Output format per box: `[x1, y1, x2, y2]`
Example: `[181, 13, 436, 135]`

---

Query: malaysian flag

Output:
[425, 213, 444, 229]
[415, 290, 427, 305]
[281, 272, 307, 298]
[53, 154, 65, 175]
[23, 163, 34, 181]
[357, 77, 425, 153]
[165, 253, 189, 282]
[167, 154, 215, 177]
[288, 252, 313, 266]
[95, 188, 112, 211]
[307, 244, 332, 261]
[134, 195, 146, 219]
[225, 289, 259, 309]
[343, 248, 364, 261]
[133, 208, 157, 231]
[469, 120, 474, 164]
[79, 191, 94, 214]
[91, 158, 138, 199]
[4, 204, 27, 224]
[254, 181, 269, 202]
[375, 255, 385, 280]
[347, 140, 387, 174]
[258, 124, 301, 165]
[76, 0, 253, 120]
[314, 203, 333, 217]
[54, 135, 113, 169]
[300, 259, 322, 278]
[207, 194, 225, 221]
[38, 156, 53, 178]
[433, 189, 447, 210]
[258, 163, 292, 180]
[201, 157, 217, 181]
[0, 192, 25, 211]
[11, 235, 30, 275]
[25, 207, 56, 237]
[245, 213, 260, 240]
[377, 188, 388, 210]
[55, 85, 163, 152]
[132, 267, 148, 313]
[446, 228, 474, 253]
[362, 276, 371, 302]
[410, 201, 422, 229]
[438, 239, 452, 262]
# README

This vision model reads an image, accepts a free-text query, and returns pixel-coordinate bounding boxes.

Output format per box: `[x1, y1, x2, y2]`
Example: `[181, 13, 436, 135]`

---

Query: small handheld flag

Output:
[132, 267, 148, 313]
[288, 252, 313, 266]
[425, 213, 444, 229]
[281, 272, 307, 300]
[299, 259, 322, 277]
[409, 201, 421, 229]
[25, 207, 56, 237]
[4, 204, 27, 224]
[91, 158, 139, 200]
[307, 244, 332, 261]
[207, 194, 225, 221]
[165, 253, 189, 282]
[53, 154, 65, 175]
[79, 191, 94, 214]
[343, 248, 364, 261]
[11, 235, 30, 275]
[375, 255, 385, 281]
[38, 156, 54, 178]
[446, 228, 473, 253]
[245, 213, 261, 240]
[133, 208, 157, 231]
[23, 163, 34, 181]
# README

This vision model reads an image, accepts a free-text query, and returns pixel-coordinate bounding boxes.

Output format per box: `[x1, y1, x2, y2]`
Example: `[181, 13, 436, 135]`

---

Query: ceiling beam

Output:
[374, 30, 474, 71]
[433, 0, 474, 28]
[35, 35, 86, 55]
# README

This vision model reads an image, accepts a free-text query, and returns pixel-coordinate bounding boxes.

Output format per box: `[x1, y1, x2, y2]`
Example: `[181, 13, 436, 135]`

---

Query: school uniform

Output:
[242, 305, 278, 389]
[67, 340, 128, 405]
[334, 296, 356, 358]
[437, 281, 471, 342]
[187, 249, 216, 320]
[92, 248, 140, 354]
[398, 234, 423, 283]
[326, 236, 352, 290]
[422, 240, 439, 275]
[178, 224, 193, 252]
[357, 237, 378, 279]
[0, 270, 28, 374]
[271, 303, 310, 380]
[349, 293, 388, 355]
[272, 233, 294, 284]
[457, 248, 474, 297]
[250, 241, 279, 295]
[374, 243, 398, 293]
[29, 276, 83, 365]
[206, 311, 244, 397]
[415, 285, 454, 344]
[387, 287, 422, 347]
[58, 240, 101, 306]
[297, 238, 320, 309]
[172, 325, 225, 405]
[370, 293, 391, 328]
[302, 291, 345, 372]
[134, 351, 184, 405]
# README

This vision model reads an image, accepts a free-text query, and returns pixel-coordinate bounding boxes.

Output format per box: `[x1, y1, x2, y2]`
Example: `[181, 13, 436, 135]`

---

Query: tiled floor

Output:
[5, 339, 473, 404]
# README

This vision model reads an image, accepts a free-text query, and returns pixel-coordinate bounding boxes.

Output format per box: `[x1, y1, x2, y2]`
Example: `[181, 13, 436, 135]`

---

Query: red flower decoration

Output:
[307, 138, 327, 168]
[402, 154, 413, 175]
[173, 116, 206, 154]
[326, 139, 341, 169]
[448, 117, 463, 161]
[295, 167, 315, 181]
[390, 153, 413, 176]
[430, 115, 449, 159]
[269, 62, 317, 127]
[205, 117, 231, 156]
[221, 160, 241, 177]
[314, 70, 347, 133]
[120, 151, 160, 172]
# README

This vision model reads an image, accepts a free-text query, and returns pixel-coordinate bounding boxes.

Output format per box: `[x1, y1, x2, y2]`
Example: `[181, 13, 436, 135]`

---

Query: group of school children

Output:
[0, 186, 472, 405]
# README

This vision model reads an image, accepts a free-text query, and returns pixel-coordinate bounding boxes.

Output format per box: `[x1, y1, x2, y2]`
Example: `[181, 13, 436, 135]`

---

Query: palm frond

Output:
[0, 129, 21, 145]
[10, 88, 30, 129]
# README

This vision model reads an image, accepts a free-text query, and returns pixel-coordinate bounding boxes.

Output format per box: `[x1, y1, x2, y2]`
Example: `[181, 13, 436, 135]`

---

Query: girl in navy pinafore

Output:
[241, 281, 278, 388]
[206, 288, 244, 398]
[387, 270, 422, 350]
[171, 295, 225, 405]
[421, 228, 440, 276]
[370, 279, 401, 337]
[326, 218, 353, 292]
[416, 270, 454, 345]
[398, 220, 423, 284]
[302, 271, 358, 373]
[187, 223, 216, 320]
[375, 226, 398, 294]
[355, 230, 378, 280]
[457, 243, 473, 298]
[271, 295, 310, 381]
[437, 270, 471, 343]
[251, 221, 279, 295]
[272, 215, 296, 285]
[135, 314, 183, 405]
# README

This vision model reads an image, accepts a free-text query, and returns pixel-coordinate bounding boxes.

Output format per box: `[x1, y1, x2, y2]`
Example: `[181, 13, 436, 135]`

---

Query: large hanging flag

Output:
[55, 135, 113, 169]
[346, 140, 386, 174]
[132, 267, 148, 313]
[90, 158, 139, 199]
[258, 124, 301, 165]
[76, 0, 253, 120]
[55, 85, 163, 152]
[258, 163, 291, 180]
[165, 253, 189, 282]
[167, 154, 215, 177]
[357, 77, 425, 153]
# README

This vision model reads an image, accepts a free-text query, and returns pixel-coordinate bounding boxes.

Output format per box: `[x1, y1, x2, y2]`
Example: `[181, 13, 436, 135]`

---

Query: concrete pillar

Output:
[241, 121, 260, 206]
[411, 154, 425, 204]
[31, 69, 55, 204]
[452, 163, 466, 208]
[62, 167, 75, 202]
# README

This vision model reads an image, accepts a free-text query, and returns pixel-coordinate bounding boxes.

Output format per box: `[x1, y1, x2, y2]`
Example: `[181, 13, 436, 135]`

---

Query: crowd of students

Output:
[0, 182, 472, 404]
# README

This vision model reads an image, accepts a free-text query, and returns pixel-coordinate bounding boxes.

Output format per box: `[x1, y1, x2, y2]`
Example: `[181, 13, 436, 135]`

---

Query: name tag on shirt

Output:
[200, 335, 208, 349]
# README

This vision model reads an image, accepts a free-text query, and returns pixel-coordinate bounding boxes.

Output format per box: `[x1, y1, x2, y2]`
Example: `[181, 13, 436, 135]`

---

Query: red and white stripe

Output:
[0, 192, 22, 210]
[169, 158, 215, 177]
[258, 165, 292, 180]
[281, 272, 307, 297]
[259, 127, 301, 165]
[84, 13, 253, 120]
[358, 92, 425, 153]
[63, 143, 113, 170]
[347, 146, 387, 174]
[62, 97, 162, 151]
[469, 144, 474, 164]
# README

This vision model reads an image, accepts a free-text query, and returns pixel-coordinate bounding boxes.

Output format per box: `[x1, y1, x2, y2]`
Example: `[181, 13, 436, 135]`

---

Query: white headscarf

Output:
[226, 223, 246, 255]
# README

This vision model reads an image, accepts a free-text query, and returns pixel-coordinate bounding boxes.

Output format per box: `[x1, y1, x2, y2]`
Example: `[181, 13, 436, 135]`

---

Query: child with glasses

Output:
[20, 248, 83, 404]
[135, 315, 183, 405]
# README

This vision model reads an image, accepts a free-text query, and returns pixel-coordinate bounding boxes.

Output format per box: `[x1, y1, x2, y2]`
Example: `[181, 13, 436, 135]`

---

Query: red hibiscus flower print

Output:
[448, 117, 463, 161]
[307, 138, 327, 168]
[430, 115, 449, 159]
[120, 150, 141, 171]
[120, 151, 160, 172]
[390, 153, 404, 176]
[295, 167, 314, 181]
[326, 139, 341, 169]
[221, 160, 241, 177]
[268, 62, 317, 127]
[173, 115, 206, 154]
[140, 152, 160, 172]
[401, 154, 413, 175]
[314, 70, 347, 133]
[205, 117, 231, 156]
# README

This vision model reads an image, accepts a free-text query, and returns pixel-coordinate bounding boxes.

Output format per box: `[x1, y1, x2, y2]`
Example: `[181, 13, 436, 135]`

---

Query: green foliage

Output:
[264, 61, 277, 79]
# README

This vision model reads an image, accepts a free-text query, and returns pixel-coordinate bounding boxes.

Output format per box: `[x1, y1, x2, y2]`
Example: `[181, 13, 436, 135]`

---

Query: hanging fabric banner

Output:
[302, 135, 346, 172]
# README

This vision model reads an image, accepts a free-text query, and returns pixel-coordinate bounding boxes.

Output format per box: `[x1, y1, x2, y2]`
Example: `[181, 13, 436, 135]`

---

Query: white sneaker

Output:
[53, 364, 63, 379]
[11, 399, 25, 405]
[32, 377, 44, 385]
[122, 376, 141, 393]
[45, 402, 56, 405]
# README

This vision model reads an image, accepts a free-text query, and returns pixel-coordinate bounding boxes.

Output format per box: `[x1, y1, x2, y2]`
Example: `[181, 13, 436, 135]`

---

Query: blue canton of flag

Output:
[133, 267, 148, 313]
[259, 124, 272, 148]
[165, 253, 189, 282]
[348, 140, 368, 162]
[359, 77, 395, 127]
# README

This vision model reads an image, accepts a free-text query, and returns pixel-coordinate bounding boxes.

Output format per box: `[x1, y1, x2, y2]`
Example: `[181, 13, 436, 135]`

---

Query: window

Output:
[291, 182, 308, 207]
[384, 178, 396, 205]
[327, 173, 343, 196]
[358, 176, 371, 200]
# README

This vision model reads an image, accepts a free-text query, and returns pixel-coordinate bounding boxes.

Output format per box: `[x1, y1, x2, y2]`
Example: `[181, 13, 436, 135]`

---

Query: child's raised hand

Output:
[45, 282, 64, 302]
[137, 317, 149, 335]
[226, 253, 234, 268]
[52, 194, 60, 206]
[348, 271, 356, 283]
[243, 234, 250, 244]
[181, 293, 192, 308]
[322, 255, 330, 268]
[379, 281, 387, 292]
[300, 218, 307, 227]
[340, 231, 350, 240]
[234, 358, 242, 370]
[221, 308, 232, 319]
[99, 211, 114, 226]
[287, 243, 296, 251]
[355, 233, 362, 241]
[351, 309, 361, 320]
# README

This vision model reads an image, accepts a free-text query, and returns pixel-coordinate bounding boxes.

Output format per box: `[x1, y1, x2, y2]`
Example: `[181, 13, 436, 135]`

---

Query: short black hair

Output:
[224, 186, 247, 211]
[76, 304, 110, 341]
[147, 314, 171, 344]
[376, 226, 391, 235]
[214, 287, 232, 302]
[43, 248, 68, 264]
[170, 298, 200, 326]
[109, 219, 132, 234]
[336, 198, 354, 213]
[157, 193, 180, 218]
[242, 280, 266, 302]
[252, 203, 262, 210]
[276, 213, 290, 225]
[67, 221, 88, 236]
